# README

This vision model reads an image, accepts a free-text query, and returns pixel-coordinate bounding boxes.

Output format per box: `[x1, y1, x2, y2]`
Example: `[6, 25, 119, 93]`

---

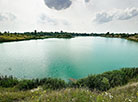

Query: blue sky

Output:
[0, 0, 138, 33]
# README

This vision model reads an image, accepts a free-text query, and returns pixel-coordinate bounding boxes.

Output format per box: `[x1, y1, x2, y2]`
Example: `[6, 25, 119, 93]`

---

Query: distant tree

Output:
[106, 32, 110, 35]
[14, 32, 17, 35]
[34, 30, 37, 34]
[4, 31, 7, 34]
[60, 30, 63, 33]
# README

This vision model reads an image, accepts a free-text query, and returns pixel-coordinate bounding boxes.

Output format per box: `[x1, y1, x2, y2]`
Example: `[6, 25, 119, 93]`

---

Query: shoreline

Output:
[0, 32, 138, 43]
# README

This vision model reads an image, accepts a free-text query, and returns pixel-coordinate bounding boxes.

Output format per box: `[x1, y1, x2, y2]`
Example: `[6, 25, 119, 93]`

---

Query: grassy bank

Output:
[25, 82, 138, 102]
[99, 33, 138, 42]
[0, 32, 73, 43]
[0, 80, 138, 102]
[0, 68, 138, 101]
[0, 31, 138, 43]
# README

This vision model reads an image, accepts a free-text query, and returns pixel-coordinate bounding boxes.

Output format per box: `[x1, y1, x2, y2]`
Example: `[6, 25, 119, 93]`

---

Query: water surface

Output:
[0, 37, 138, 80]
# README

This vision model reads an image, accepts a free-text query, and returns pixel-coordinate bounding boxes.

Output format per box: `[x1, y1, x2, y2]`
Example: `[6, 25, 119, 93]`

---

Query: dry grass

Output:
[1, 81, 138, 102]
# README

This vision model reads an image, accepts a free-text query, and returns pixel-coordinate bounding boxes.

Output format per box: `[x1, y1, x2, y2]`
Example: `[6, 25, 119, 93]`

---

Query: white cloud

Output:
[38, 13, 70, 26]
[0, 12, 16, 21]
[94, 12, 114, 24]
[39, 14, 58, 25]
[94, 7, 138, 24]
[117, 8, 138, 20]
[0, 0, 138, 33]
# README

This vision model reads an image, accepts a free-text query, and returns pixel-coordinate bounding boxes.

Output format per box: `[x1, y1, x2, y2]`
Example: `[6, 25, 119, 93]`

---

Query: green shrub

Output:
[16, 80, 37, 90]
[41, 78, 66, 90]
[0, 76, 18, 88]
[0, 68, 137, 91]
[72, 68, 138, 91]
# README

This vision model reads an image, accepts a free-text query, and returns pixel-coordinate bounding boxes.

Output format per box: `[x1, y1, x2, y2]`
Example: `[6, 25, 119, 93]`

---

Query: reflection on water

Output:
[0, 37, 138, 80]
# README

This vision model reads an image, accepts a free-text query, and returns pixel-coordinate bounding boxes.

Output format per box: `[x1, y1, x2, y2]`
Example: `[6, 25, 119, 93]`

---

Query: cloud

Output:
[117, 8, 138, 20]
[94, 12, 113, 24]
[39, 14, 58, 25]
[38, 13, 70, 26]
[85, 0, 90, 3]
[0, 12, 16, 21]
[94, 7, 138, 24]
[44, 0, 72, 10]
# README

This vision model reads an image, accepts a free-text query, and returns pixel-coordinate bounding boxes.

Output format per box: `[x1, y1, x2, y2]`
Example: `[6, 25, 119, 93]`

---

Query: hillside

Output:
[0, 68, 138, 102]
[0, 81, 138, 102]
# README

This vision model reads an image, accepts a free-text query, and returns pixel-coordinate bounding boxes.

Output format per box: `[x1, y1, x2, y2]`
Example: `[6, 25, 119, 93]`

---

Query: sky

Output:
[0, 0, 138, 33]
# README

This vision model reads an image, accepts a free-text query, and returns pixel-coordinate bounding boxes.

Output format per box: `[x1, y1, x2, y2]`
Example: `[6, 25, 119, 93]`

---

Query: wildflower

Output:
[125, 98, 132, 102]
[32, 96, 34, 99]
[108, 94, 113, 99]
[104, 92, 108, 96]
[128, 99, 132, 102]
[136, 92, 138, 97]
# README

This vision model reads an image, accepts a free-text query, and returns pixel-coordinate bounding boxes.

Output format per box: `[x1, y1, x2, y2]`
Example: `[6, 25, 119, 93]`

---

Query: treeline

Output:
[0, 30, 92, 38]
[92, 32, 138, 42]
[0, 68, 138, 91]
[0, 31, 138, 42]
[0, 76, 66, 90]
[0, 30, 76, 42]
[1, 31, 138, 37]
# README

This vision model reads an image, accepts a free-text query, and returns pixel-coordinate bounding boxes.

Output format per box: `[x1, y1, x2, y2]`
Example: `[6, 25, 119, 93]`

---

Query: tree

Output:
[106, 32, 110, 35]
[60, 30, 63, 34]
[4, 31, 7, 34]
[100, 77, 110, 91]
[34, 30, 37, 34]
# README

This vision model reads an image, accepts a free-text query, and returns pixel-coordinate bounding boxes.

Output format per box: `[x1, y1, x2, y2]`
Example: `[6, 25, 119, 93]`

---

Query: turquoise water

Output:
[0, 37, 138, 80]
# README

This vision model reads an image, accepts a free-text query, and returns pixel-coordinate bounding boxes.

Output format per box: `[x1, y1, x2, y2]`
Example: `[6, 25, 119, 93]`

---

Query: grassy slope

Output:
[101, 34, 138, 42]
[0, 34, 50, 42]
[0, 81, 138, 102]
[1, 33, 138, 43]
[0, 33, 73, 43]
[127, 35, 138, 42]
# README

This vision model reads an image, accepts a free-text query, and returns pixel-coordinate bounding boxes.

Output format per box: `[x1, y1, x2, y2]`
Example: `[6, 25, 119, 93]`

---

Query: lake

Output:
[0, 37, 138, 81]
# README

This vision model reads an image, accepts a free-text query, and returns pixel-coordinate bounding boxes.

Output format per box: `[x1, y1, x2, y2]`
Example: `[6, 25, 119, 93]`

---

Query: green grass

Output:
[0, 34, 49, 42]
[0, 87, 40, 102]
[0, 81, 138, 102]
[0, 68, 138, 102]
[24, 82, 138, 102]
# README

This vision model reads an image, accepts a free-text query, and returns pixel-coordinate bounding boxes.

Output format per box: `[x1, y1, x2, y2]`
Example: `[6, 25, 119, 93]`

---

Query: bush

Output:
[41, 78, 66, 90]
[100, 77, 110, 91]
[72, 68, 138, 91]
[16, 80, 37, 90]
[0, 68, 137, 91]
[0, 76, 18, 88]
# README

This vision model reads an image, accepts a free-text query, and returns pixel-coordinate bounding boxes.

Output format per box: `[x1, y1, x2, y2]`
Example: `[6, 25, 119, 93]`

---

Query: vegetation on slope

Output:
[0, 81, 138, 102]
[95, 32, 138, 42]
[71, 68, 138, 91]
[24, 82, 138, 102]
[1, 31, 138, 43]
[0, 68, 138, 91]
[0, 68, 138, 101]
[0, 31, 73, 43]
